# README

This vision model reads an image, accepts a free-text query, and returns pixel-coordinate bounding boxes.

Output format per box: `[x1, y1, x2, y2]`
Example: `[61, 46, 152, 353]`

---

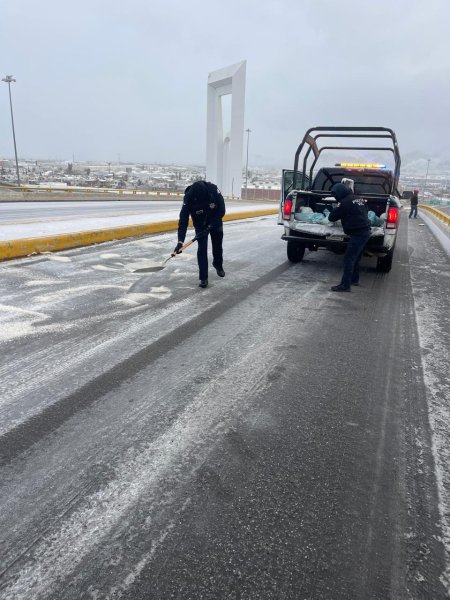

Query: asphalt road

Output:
[0, 214, 449, 599]
[0, 200, 269, 225]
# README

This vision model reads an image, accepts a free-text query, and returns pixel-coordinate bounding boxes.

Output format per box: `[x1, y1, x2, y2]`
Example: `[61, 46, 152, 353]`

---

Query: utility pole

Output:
[2, 75, 20, 187]
[245, 128, 251, 199]
[423, 158, 431, 202]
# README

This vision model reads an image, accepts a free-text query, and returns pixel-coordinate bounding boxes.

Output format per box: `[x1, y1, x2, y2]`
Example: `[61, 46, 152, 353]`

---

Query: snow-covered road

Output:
[0, 200, 277, 240]
[0, 215, 449, 599]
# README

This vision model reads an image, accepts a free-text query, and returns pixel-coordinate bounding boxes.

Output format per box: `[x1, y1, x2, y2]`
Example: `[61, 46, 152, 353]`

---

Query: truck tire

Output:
[376, 249, 394, 272]
[287, 241, 306, 263]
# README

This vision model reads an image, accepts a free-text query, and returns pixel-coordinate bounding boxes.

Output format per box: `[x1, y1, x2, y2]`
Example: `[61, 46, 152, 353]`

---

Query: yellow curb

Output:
[0, 209, 278, 261]
[419, 204, 450, 227]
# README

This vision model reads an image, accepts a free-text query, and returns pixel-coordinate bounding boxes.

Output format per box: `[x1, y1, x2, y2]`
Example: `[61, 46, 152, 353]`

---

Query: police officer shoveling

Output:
[174, 180, 226, 288]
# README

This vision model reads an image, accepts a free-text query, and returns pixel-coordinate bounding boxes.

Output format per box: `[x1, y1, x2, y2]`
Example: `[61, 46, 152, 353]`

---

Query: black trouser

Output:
[341, 229, 371, 288]
[409, 205, 418, 218]
[196, 225, 223, 281]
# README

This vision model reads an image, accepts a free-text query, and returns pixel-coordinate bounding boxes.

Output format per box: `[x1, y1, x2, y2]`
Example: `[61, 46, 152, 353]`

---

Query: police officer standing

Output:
[328, 182, 371, 292]
[409, 189, 419, 218]
[174, 180, 226, 288]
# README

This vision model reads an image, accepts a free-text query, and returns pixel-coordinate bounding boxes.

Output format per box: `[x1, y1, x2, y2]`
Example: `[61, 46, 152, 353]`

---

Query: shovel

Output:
[132, 235, 199, 273]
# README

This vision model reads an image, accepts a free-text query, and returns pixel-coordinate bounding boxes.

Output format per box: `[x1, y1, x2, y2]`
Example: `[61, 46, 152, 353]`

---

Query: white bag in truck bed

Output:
[292, 221, 384, 238]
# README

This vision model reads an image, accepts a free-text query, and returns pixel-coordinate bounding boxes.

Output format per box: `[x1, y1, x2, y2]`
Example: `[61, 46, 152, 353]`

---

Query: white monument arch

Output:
[206, 60, 246, 197]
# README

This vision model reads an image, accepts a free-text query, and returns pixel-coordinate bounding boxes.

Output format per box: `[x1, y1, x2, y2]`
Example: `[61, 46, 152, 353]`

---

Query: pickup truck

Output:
[278, 127, 402, 272]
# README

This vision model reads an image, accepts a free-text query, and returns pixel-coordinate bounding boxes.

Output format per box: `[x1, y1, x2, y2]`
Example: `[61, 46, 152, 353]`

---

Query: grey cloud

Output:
[1, 0, 449, 169]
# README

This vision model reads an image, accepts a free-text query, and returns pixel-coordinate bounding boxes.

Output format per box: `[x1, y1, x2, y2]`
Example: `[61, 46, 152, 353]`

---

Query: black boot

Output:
[199, 280, 208, 288]
[331, 284, 350, 292]
[213, 262, 225, 277]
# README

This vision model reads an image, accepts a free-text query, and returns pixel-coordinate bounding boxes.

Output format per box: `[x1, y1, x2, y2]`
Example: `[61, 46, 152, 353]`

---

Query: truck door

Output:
[280, 170, 311, 224]
[282, 170, 310, 200]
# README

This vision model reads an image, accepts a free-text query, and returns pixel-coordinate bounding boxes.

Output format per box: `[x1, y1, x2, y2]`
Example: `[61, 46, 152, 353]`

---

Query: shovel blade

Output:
[132, 265, 165, 273]
[131, 252, 175, 273]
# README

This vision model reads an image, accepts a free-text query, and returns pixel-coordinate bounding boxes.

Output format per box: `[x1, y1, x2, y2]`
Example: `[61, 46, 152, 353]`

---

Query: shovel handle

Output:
[171, 236, 197, 257]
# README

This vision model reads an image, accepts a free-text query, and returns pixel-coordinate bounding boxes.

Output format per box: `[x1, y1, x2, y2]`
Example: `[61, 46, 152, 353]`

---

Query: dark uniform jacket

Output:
[177, 181, 226, 242]
[328, 183, 371, 235]
[410, 192, 419, 206]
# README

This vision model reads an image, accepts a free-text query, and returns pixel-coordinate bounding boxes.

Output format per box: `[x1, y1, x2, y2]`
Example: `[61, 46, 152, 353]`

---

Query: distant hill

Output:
[401, 153, 450, 176]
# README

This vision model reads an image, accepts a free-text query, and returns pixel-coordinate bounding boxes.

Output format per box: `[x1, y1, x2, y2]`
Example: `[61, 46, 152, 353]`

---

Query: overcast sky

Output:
[1, 0, 449, 170]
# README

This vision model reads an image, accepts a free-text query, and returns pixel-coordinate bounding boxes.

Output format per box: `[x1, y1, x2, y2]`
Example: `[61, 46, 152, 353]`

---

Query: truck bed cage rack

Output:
[293, 127, 401, 194]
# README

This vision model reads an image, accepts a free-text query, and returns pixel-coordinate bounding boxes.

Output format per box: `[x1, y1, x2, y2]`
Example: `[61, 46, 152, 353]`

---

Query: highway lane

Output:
[0, 200, 264, 224]
[0, 200, 276, 242]
[0, 215, 449, 599]
[0, 200, 183, 222]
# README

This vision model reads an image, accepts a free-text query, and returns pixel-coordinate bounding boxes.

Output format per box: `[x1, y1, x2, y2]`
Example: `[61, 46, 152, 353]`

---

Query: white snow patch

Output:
[119, 287, 172, 303]
[24, 279, 63, 287]
[0, 304, 47, 318]
[420, 212, 450, 257]
[148, 286, 171, 299]
[410, 233, 450, 591]
[135, 240, 166, 248]
[103, 519, 180, 599]
[0, 321, 38, 342]
[91, 265, 122, 271]
[0, 305, 49, 342]
[34, 284, 128, 303]
[100, 253, 122, 259]
[46, 255, 72, 262]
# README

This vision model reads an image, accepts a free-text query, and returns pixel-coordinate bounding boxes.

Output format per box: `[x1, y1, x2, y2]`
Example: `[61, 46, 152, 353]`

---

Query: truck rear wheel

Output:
[376, 249, 394, 272]
[287, 241, 306, 263]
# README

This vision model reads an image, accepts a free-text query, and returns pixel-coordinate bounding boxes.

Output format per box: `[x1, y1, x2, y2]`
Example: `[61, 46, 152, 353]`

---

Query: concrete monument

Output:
[206, 61, 246, 197]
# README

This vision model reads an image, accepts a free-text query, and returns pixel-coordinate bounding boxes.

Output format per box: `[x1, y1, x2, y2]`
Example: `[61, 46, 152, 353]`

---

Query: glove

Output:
[173, 242, 183, 254]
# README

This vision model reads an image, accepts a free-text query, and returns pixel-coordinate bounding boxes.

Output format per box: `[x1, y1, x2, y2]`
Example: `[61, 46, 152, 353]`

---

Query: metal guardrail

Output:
[0, 185, 242, 201]
[427, 199, 450, 206]
[419, 204, 450, 227]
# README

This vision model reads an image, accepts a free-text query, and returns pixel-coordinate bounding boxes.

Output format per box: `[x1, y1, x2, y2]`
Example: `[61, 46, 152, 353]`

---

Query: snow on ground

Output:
[419, 212, 450, 258]
[409, 217, 450, 591]
[0, 201, 277, 241]
[0, 217, 282, 434]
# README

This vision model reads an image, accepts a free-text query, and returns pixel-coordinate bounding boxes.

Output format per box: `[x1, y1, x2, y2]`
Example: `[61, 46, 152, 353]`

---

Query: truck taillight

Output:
[283, 198, 292, 219]
[386, 207, 399, 228]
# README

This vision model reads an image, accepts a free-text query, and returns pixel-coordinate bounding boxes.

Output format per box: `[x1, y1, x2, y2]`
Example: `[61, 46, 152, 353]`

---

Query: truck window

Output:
[283, 170, 310, 197]
[312, 169, 393, 195]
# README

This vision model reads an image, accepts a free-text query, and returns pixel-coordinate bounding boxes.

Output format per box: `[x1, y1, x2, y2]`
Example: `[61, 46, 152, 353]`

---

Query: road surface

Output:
[0, 200, 276, 241]
[0, 214, 449, 599]
[0, 200, 185, 222]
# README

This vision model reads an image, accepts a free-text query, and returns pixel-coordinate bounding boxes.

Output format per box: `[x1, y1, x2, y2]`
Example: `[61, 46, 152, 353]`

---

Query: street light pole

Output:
[423, 158, 431, 202]
[2, 75, 20, 187]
